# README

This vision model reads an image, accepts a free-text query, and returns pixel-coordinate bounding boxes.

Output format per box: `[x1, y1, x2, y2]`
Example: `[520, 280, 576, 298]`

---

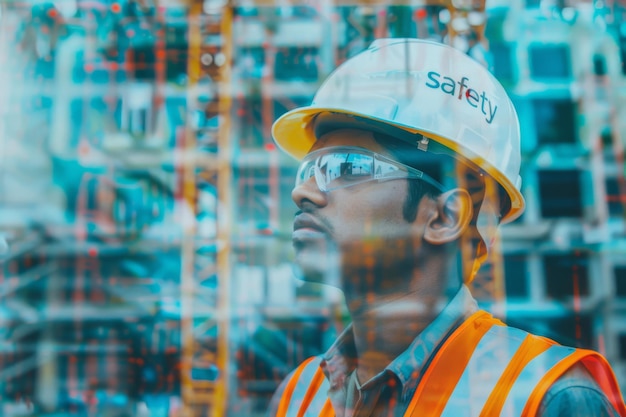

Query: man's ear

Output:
[423, 188, 473, 245]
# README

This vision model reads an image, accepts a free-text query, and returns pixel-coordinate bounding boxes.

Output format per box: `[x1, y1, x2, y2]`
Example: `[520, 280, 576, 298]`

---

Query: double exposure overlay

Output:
[1, 0, 626, 416]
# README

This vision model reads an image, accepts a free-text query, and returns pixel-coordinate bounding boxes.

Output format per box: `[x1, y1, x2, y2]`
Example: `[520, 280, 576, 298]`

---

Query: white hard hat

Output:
[272, 38, 524, 223]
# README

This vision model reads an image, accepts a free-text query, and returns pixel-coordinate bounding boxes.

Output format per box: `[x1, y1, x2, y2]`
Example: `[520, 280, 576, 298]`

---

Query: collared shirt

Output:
[268, 285, 619, 417]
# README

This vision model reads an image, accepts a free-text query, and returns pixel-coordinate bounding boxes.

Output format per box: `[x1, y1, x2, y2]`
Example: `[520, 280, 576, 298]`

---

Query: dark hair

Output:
[402, 174, 441, 222]
[372, 132, 449, 222]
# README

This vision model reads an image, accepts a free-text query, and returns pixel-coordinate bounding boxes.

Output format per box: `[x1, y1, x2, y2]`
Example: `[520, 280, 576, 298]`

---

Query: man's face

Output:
[291, 128, 421, 289]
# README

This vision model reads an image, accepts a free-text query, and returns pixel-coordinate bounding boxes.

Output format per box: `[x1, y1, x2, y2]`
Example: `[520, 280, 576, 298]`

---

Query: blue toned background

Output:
[0, 0, 626, 416]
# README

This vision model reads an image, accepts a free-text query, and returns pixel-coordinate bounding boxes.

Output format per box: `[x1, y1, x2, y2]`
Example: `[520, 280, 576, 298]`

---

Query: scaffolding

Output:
[179, 1, 233, 416]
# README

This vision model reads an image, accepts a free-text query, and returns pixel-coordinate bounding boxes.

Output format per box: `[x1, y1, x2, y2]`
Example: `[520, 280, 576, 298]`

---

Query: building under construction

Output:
[1, 0, 626, 416]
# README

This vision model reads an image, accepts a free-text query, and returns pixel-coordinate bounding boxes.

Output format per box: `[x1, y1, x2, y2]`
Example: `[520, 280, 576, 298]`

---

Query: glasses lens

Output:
[295, 159, 317, 187]
[296, 150, 377, 190]
[320, 152, 372, 176]
[294, 147, 441, 193]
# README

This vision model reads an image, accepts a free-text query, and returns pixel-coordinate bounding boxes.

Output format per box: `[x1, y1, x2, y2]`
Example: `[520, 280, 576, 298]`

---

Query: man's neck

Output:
[342, 257, 460, 385]
[347, 288, 450, 384]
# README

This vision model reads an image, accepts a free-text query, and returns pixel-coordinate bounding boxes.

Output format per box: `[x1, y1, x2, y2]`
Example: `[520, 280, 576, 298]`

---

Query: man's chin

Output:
[293, 249, 341, 287]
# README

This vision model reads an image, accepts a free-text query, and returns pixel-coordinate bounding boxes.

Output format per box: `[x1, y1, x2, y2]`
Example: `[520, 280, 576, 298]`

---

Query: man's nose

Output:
[291, 176, 329, 209]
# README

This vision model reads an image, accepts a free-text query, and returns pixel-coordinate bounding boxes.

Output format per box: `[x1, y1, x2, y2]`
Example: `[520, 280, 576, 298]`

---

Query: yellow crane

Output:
[178, 1, 232, 416]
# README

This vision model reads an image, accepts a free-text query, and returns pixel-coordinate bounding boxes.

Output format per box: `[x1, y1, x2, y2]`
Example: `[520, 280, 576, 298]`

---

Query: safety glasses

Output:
[295, 146, 445, 193]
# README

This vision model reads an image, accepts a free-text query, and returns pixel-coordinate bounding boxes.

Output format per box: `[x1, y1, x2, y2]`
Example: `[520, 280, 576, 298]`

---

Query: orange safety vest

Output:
[276, 310, 626, 417]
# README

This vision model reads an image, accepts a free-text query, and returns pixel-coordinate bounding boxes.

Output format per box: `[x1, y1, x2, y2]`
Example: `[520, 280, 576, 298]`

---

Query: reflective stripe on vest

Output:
[405, 311, 504, 415]
[499, 343, 575, 415]
[276, 356, 332, 417]
[276, 311, 626, 417]
[440, 325, 529, 416]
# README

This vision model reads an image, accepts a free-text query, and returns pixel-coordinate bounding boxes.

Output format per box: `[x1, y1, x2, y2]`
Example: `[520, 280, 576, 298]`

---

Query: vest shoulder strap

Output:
[440, 321, 553, 416]
[406, 311, 626, 417]
[520, 348, 626, 416]
[404, 310, 503, 416]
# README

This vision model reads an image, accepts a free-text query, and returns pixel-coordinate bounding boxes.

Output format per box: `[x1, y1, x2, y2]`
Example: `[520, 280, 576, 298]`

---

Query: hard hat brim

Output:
[272, 106, 525, 224]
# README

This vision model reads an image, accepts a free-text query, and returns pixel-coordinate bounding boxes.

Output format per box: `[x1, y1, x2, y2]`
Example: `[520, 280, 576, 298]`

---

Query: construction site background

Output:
[1, 0, 626, 416]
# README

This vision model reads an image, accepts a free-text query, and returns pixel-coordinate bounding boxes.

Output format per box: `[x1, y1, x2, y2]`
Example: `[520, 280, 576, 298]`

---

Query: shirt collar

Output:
[319, 285, 478, 393]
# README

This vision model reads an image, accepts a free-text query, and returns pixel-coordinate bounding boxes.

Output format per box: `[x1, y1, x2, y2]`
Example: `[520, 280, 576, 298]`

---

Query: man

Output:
[267, 39, 626, 416]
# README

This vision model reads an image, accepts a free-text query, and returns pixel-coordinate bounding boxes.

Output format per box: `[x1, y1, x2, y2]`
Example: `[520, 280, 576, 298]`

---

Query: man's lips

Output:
[293, 213, 329, 240]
